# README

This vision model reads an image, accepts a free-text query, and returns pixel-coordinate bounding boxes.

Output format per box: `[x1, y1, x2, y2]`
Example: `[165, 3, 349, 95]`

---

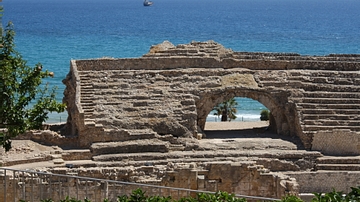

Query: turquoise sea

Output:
[2, 0, 360, 122]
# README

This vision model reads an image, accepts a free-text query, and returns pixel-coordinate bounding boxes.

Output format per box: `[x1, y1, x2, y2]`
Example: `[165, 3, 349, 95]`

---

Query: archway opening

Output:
[204, 97, 270, 134]
[199, 96, 304, 150]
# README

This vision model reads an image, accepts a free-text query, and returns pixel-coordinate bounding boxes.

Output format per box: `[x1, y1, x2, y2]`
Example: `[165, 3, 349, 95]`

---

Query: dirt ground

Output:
[202, 121, 304, 150]
[1, 140, 61, 165]
[1, 121, 304, 168]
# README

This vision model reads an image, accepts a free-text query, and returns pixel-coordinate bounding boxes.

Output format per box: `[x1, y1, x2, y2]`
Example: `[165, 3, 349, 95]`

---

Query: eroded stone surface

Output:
[60, 40, 360, 151]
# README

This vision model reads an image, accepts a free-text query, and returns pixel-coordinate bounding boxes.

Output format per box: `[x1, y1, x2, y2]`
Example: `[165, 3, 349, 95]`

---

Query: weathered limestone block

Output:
[287, 171, 360, 193]
[152, 119, 194, 137]
[15, 130, 79, 148]
[221, 73, 258, 88]
[256, 158, 301, 171]
[61, 149, 92, 161]
[160, 162, 299, 199]
[90, 139, 170, 156]
[147, 40, 175, 54]
[312, 130, 360, 155]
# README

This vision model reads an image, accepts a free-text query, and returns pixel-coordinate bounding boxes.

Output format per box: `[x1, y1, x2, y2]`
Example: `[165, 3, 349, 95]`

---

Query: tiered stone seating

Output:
[316, 156, 360, 171]
[255, 69, 360, 139]
[57, 41, 360, 191]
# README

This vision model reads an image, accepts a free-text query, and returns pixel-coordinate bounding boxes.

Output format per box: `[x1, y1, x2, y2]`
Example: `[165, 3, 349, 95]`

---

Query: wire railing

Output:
[0, 167, 280, 202]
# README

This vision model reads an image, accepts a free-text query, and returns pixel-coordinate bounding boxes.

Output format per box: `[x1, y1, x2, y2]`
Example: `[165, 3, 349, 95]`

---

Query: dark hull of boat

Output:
[143, 1, 153, 6]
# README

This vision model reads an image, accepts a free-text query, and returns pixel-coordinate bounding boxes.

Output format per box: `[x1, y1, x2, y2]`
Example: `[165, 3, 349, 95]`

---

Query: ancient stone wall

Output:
[62, 41, 360, 152]
[286, 171, 360, 193]
[161, 162, 299, 199]
[0, 162, 298, 201]
[312, 130, 360, 155]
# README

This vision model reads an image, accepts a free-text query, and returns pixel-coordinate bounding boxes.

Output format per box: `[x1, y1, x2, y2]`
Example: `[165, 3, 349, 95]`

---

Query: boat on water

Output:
[143, 0, 153, 6]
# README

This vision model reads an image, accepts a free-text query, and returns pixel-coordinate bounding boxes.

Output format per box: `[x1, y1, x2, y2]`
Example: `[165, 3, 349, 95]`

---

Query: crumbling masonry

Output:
[2, 41, 360, 201]
[63, 40, 360, 154]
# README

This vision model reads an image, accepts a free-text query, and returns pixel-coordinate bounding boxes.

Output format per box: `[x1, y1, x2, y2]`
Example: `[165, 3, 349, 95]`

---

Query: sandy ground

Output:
[201, 121, 303, 151]
[1, 140, 60, 165]
[204, 121, 269, 131]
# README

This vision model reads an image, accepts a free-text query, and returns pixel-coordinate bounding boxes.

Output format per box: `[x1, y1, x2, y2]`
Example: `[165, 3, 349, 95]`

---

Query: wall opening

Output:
[204, 97, 271, 137]
[196, 90, 305, 149]
[205, 97, 269, 122]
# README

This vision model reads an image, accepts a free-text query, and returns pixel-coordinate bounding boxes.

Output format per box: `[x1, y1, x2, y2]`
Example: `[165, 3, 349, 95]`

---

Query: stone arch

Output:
[195, 88, 299, 143]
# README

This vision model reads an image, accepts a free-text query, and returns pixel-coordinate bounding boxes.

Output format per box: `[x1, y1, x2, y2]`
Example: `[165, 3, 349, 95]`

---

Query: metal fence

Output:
[0, 167, 279, 202]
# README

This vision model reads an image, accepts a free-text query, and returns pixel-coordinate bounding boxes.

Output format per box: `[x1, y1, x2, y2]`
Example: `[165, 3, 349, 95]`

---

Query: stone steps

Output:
[314, 155, 360, 174]
[259, 81, 360, 92]
[301, 108, 360, 115]
[96, 129, 159, 142]
[259, 72, 359, 80]
[92, 149, 322, 162]
[292, 76, 360, 85]
[83, 108, 94, 114]
[61, 149, 92, 161]
[302, 125, 360, 131]
[302, 92, 360, 99]
[302, 114, 360, 120]
[316, 156, 360, 164]
[297, 103, 360, 109]
[67, 157, 255, 169]
[303, 120, 360, 126]
[290, 71, 360, 78]
[301, 83, 360, 92]
[90, 139, 170, 156]
[300, 98, 360, 104]
[84, 119, 104, 128]
[258, 81, 295, 88]
[169, 144, 186, 151]
[79, 88, 96, 119]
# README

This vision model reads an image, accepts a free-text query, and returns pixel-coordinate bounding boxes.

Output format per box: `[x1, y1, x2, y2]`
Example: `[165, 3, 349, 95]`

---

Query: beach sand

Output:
[204, 121, 269, 131]
[201, 121, 304, 150]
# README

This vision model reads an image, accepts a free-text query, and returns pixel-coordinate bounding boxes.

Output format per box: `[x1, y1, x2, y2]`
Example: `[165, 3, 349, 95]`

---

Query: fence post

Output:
[3, 169, 6, 202]
[13, 170, 16, 202]
[22, 171, 25, 201]
[0, 168, 280, 202]
[104, 181, 108, 200]
[76, 179, 79, 199]
[31, 172, 34, 202]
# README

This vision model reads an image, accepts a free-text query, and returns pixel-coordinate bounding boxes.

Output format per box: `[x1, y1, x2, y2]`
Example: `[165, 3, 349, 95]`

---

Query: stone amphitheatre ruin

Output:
[1, 41, 360, 201]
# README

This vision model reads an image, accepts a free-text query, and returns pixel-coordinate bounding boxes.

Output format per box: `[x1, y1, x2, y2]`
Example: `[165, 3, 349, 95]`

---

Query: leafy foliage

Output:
[116, 189, 248, 202]
[18, 186, 360, 202]
[280, 195, 303, 202]
[345, 186, 360, 201]
[260, 109, 270, 121]
[213, 98, 238, 122]
[0, 21, 66, 151]
[59, 196, 83, 202]
[196, 191, 247, 202]
[311, 187, 360, 202]
[40, 200, 55, 202]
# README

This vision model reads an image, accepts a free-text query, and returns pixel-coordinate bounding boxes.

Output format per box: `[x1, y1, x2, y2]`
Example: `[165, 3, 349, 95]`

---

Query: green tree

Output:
[0, 21, 66, 151]
[213, 98, 238, 122]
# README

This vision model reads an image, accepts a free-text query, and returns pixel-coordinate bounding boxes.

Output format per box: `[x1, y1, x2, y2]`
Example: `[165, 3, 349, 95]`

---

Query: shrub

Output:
[345, 186, 360, 201]
[196, 191, 246, 202]
[280, 195, 303, 202]
[21, 187, 360, 202]
[260, 109, 270, 121]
